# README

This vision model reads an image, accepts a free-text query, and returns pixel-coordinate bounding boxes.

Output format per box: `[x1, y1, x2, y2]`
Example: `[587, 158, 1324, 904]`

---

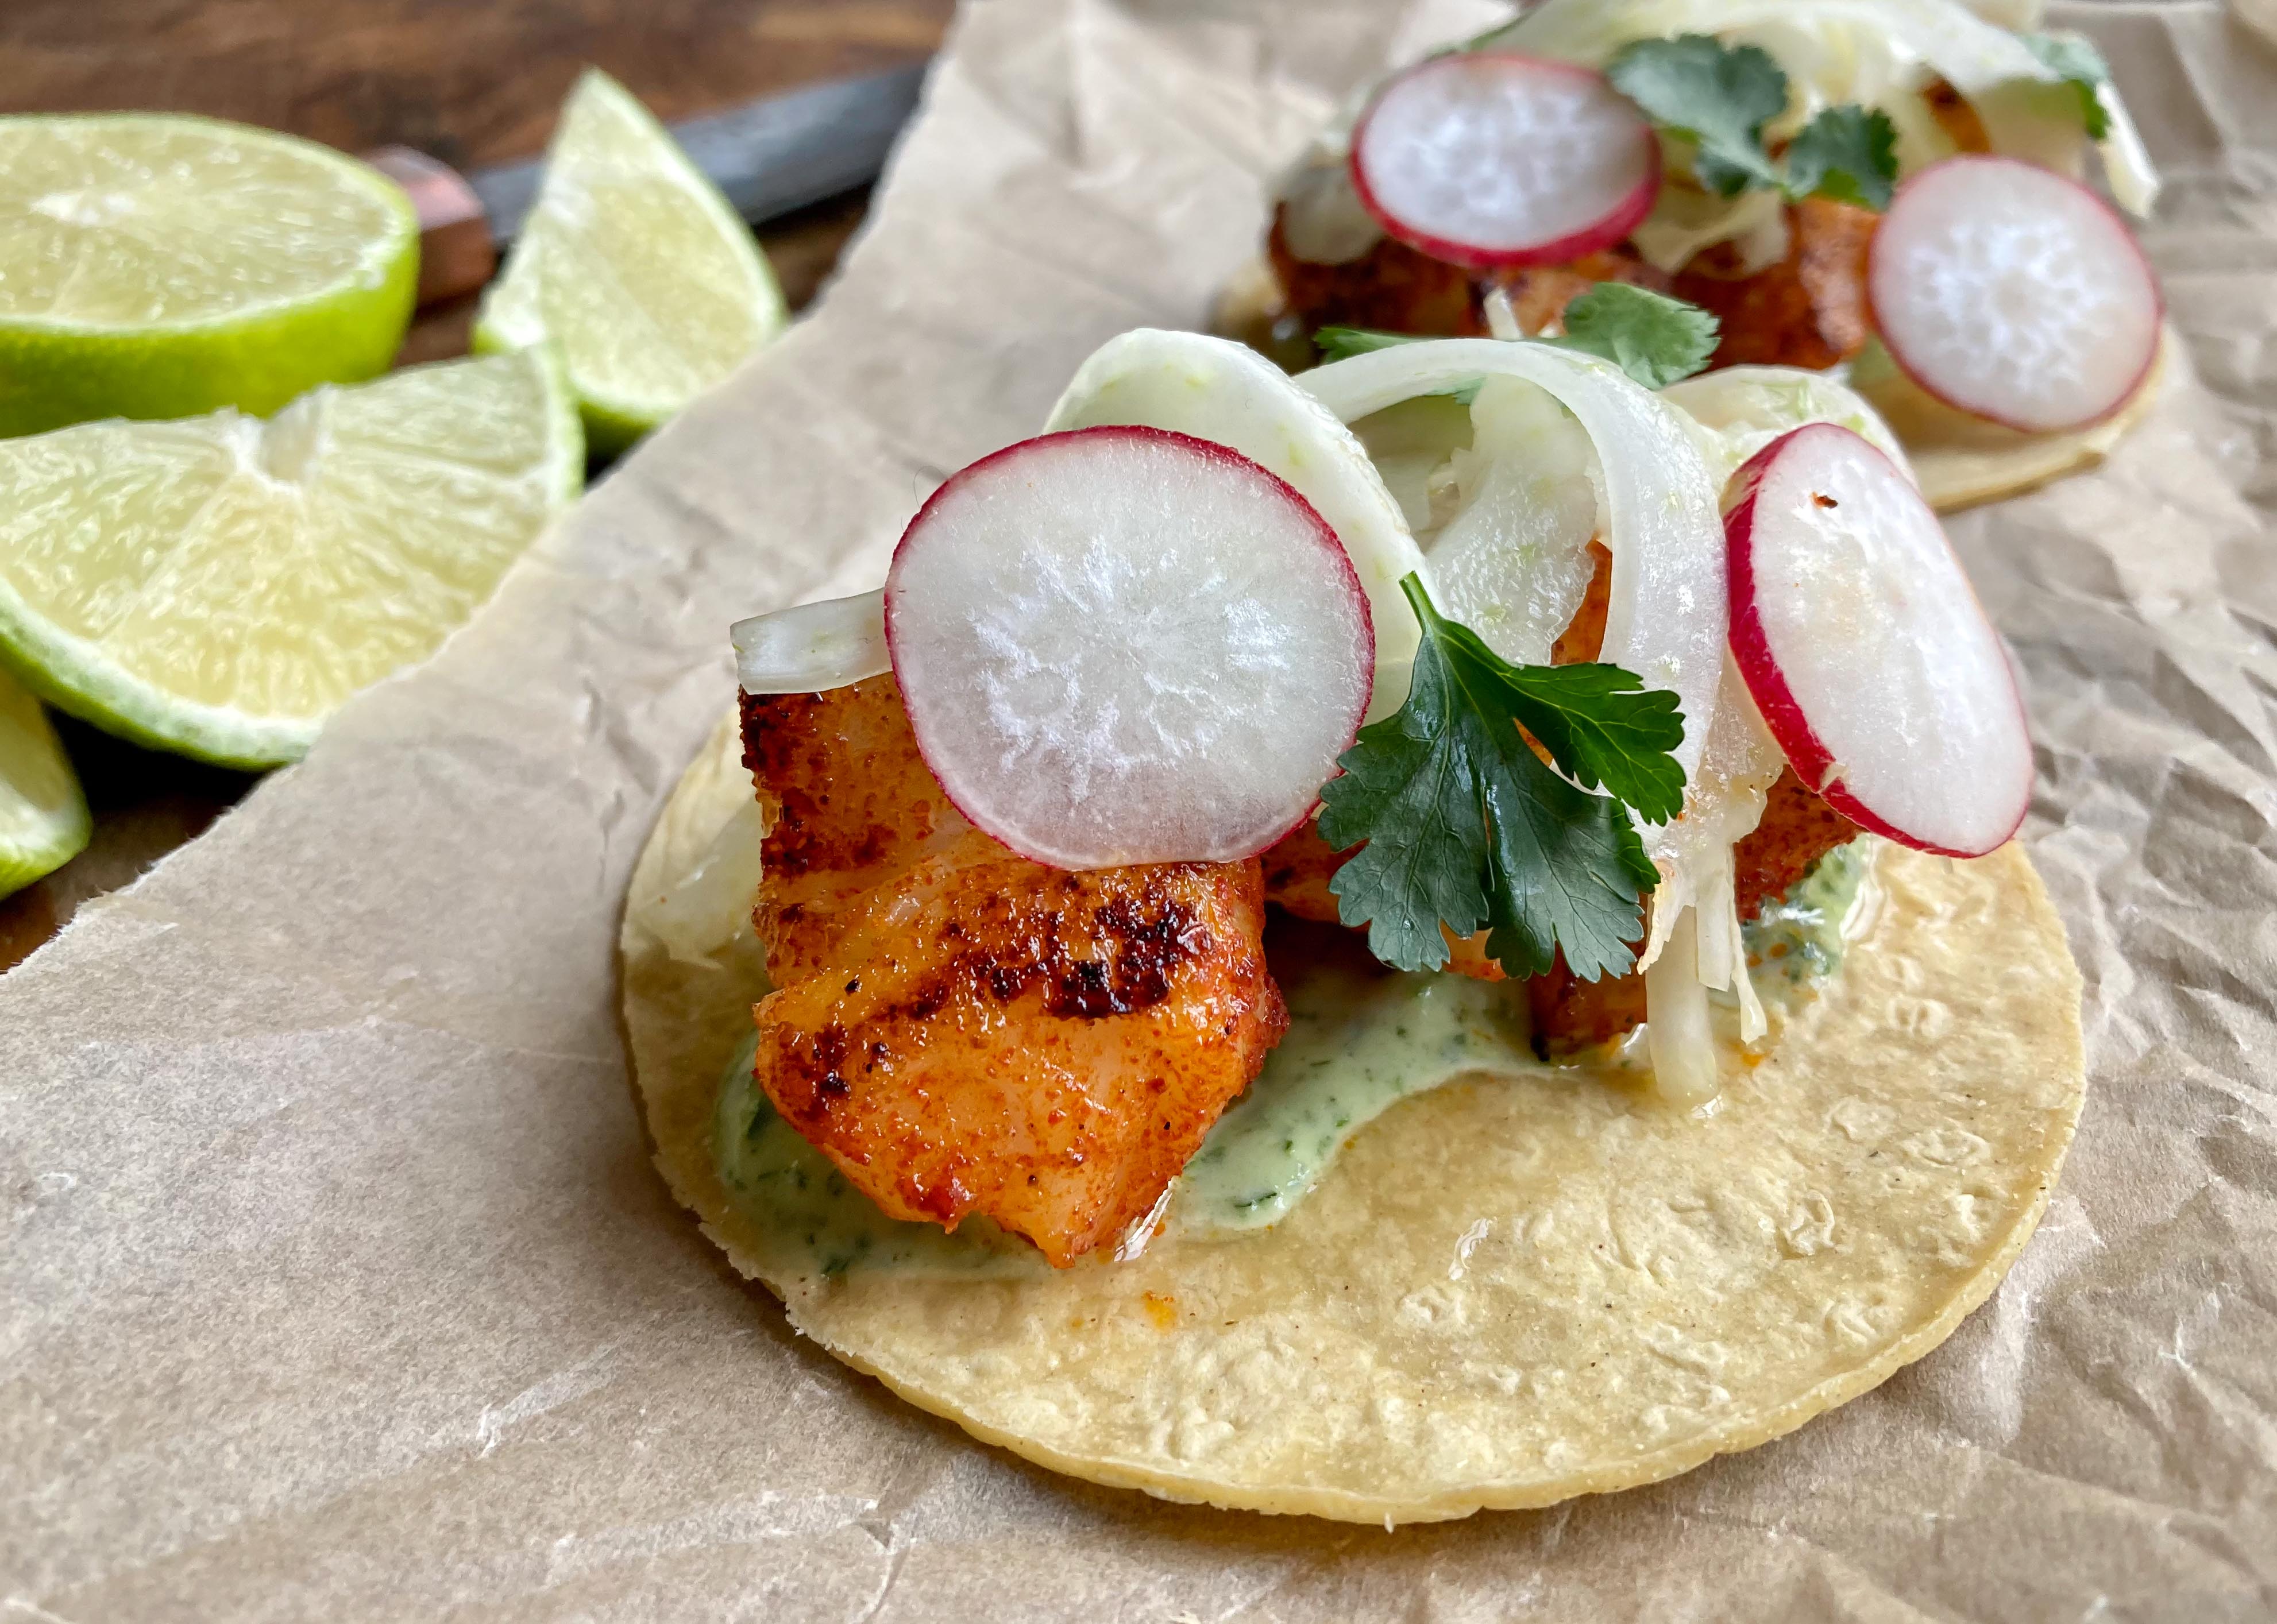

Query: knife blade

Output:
[369, 61, 929, 307]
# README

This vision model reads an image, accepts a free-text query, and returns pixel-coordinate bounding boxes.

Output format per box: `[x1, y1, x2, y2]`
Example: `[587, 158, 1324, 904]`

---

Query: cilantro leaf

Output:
[1783, 105, 1898, 210]
[1605, 34, 1900, 211]
[1542, 283, 1719, 389]
[1313, 326, 1424, 364]
[1476, 654, 1688, 822]
[1607, 34, 1786, 196]
[2021, 32, 2111, 140]
[1317, 575, 1681, 981]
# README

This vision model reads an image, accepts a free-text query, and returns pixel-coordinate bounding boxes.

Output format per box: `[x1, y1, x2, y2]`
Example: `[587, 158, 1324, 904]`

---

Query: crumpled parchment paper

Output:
[3, 1, 2274, 1617]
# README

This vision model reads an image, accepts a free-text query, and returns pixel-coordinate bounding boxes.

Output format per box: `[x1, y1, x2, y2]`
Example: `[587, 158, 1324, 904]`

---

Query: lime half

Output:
[0, 670, 91, 900]
[0, 349, 582, 768]
[0, 114, 419, 437]
[475, 69, 788, 455]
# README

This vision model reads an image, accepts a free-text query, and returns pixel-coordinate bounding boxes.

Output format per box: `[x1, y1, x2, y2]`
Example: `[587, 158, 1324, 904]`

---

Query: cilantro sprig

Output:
[1607, 35, 1900, 210]
[1317, 575, 1685, 983]
[1315, 284, 1720, 390]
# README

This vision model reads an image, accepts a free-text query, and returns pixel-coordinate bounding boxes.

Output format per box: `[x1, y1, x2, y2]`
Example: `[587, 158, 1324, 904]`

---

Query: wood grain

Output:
[0, 0, 953, 970]
[0, 1, 952, 167]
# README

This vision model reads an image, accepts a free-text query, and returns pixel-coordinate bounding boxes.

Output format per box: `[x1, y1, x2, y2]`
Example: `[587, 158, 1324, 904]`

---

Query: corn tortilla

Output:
[622, 713, 2085, 1524]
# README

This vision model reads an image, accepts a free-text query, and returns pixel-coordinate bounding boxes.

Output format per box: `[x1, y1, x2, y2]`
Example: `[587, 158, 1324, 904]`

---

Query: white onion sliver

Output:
[1302, 339, 1727, 798]
[732, 589, 889, 694]
[1047, 328, 1430, 718]
[1643, 913, 1719, 1105]
[1422, 373, 1601, 668]
[1662, 365, 1913, 486]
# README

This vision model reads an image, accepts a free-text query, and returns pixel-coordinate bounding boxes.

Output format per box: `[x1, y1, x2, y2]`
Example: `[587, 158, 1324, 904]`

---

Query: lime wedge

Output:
[474, 69, 788, 454]
[0, 670, 91, 900]
[0, 114, 419, 438]
[0, 349, 582, 769]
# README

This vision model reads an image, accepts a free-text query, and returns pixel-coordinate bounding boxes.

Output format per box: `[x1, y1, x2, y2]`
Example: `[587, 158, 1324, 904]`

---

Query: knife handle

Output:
[366, 146, 499, 308]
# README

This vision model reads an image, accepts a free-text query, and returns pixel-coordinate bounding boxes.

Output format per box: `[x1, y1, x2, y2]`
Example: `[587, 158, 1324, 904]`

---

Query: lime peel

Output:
[0, 113, 419, 436]
[474, 69, 789, 454]
[0, 669, 91, 900]
[0, 348, 582, 770]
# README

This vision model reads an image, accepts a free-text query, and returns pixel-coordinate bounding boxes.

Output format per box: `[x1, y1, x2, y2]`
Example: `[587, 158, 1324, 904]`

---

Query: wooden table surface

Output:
[0, 0, 955, 971]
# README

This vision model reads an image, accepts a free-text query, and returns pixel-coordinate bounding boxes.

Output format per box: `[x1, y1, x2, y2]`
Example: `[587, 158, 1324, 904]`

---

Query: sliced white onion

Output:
[1643, 915, 1719, 1105]
[1488, 0, 2159, 216]
[732, 589, 889, 694]
[1421, 372, 1603, 667]
[1641, 655, 1784, 1010]
[1302, 340, 1727, 803]
[1046, 328, 1429, 718]
[1630, 184, 1790, 277]
[1662, 365, 1913, 485]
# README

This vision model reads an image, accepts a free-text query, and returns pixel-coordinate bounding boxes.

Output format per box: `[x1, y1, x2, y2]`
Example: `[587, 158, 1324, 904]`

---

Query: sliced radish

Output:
[884, 426, 1373, 870]
[1724, 423, 2032, 857]
[1868, 156, 2162, 435]
[1350, 52, 1659, 270]
[1044, 328, 1426, 718]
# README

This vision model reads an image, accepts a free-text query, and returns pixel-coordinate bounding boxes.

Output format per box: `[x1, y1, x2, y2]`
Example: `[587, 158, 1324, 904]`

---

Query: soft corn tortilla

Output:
[1847, 331, 2171, 512]
[1209, 260, 2166, 513]
[622, 713, 2086, 1524]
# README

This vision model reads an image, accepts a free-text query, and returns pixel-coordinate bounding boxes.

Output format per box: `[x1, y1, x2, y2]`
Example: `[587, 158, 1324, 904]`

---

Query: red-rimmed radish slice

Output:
[1867, 156, 2162, 435]
[885, 426, 1373, 870]
[1724, 423, 2031, 858]
[1350, 52, 1659, 270]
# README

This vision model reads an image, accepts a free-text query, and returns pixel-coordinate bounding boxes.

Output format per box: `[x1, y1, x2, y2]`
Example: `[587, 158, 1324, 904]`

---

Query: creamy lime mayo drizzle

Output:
[715, 843, 1880, 1277]
[715, 1038, 1046, 1280]
[1740, 837, 1875, 989]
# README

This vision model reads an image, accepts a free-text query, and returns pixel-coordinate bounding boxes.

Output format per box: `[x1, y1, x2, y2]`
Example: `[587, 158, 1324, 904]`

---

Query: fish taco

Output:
[623, 307, 2084, 1522]
[1233, 0, 2166, 511]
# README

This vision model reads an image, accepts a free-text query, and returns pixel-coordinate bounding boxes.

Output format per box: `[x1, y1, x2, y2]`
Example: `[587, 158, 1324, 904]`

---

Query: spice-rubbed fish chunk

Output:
[739, 682, 1001, 983]
[1268, 207, 1670, 339]
[741, 677, 1287, 1267]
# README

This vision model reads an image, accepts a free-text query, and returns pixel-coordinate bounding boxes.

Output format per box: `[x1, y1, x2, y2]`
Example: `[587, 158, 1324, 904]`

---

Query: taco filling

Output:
[627, 295, 2083, 1519]
[1255, 0, 2164, 496]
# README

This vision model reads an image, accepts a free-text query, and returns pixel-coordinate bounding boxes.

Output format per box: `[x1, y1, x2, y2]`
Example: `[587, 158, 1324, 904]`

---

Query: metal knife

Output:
[366, 61, 929, 308]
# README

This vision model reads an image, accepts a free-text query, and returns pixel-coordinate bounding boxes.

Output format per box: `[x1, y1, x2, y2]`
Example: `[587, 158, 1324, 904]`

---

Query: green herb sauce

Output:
[713, 1038, 1044, 1280]
[1740, 837, 1872, 991]
[1170, 929, 1537, 1231]
[713, 845, 1874, 1277]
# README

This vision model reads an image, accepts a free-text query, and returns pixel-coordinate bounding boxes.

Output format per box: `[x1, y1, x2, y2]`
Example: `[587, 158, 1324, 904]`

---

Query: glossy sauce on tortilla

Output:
[713, 842, 1878, 1278]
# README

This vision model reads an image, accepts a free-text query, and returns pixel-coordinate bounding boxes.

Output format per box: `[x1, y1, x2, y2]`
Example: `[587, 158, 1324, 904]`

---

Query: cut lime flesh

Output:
[0, 349, 582, 769]
[0, 113, 419, 436]
[0, 668, 91, 900]
[475, 69, 787, 454]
